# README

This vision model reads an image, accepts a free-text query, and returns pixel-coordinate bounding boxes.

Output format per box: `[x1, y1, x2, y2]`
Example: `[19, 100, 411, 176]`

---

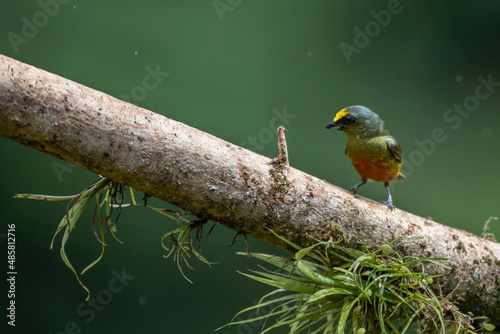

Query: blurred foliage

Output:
[1, 1, 499, 333]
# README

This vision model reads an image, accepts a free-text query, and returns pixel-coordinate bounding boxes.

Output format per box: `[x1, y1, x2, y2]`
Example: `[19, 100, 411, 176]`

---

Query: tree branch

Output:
[1, 54, 499, 324]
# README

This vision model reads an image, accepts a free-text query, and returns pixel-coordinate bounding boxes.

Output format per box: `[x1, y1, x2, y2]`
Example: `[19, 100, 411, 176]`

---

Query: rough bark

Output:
[1, 54, 499, 324]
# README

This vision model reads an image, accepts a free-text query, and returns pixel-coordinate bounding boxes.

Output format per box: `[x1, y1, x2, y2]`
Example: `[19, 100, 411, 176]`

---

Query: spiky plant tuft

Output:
[219, 233, 484, 333]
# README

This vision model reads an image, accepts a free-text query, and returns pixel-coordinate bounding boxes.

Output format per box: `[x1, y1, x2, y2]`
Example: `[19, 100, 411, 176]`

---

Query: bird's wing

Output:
[386, 137, 402, 162]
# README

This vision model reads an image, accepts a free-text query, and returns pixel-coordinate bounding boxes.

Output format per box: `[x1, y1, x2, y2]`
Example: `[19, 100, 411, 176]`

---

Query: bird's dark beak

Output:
[326, 120, 342, 130]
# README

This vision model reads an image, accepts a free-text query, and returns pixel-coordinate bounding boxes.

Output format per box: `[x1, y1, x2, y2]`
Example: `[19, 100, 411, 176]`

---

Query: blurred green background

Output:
[1, 1, 500, 333]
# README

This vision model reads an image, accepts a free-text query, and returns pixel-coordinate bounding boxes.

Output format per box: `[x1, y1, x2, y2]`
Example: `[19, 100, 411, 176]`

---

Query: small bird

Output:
[326, 105, 404, 209]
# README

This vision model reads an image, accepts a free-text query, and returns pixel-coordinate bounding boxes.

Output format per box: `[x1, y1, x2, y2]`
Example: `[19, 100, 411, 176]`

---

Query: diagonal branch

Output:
[1, 54, 499, 324]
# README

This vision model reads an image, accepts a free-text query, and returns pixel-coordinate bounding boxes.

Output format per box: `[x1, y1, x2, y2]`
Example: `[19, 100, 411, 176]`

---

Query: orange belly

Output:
[350, 156, 399, 183]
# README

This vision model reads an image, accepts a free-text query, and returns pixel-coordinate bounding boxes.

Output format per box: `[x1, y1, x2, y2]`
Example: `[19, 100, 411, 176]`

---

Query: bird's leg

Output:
[350, 179, 367, 194]
[381, 181, 395, 210]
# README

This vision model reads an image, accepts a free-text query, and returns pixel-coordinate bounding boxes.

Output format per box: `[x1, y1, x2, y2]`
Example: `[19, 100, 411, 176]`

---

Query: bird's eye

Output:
[342, 115, 357, 125]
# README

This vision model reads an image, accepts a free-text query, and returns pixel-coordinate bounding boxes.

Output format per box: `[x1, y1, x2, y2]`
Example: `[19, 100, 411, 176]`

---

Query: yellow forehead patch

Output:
[334, 109, 349, 122]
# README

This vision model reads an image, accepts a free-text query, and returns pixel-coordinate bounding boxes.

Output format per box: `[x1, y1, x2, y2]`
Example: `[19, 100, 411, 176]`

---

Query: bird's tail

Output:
[395, 172, 406, 180]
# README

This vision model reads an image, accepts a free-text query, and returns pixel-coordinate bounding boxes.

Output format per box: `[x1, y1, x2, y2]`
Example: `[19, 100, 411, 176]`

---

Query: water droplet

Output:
[134, 51, 138, 56]
[455, 75, 463, 83]
[481, 127, 492, 140]
[73, 5, 76, 9]
[307, 51, 313, 58]
[139, 296, 148, 306]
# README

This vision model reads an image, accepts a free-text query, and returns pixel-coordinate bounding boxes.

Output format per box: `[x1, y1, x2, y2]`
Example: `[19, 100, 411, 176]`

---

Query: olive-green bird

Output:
[326, 105, 405, 209]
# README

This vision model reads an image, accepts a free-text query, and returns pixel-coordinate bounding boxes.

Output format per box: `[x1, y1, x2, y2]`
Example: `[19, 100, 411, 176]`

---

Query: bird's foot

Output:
[350, 179, 366, 194]
[381, 200, 396, 211]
